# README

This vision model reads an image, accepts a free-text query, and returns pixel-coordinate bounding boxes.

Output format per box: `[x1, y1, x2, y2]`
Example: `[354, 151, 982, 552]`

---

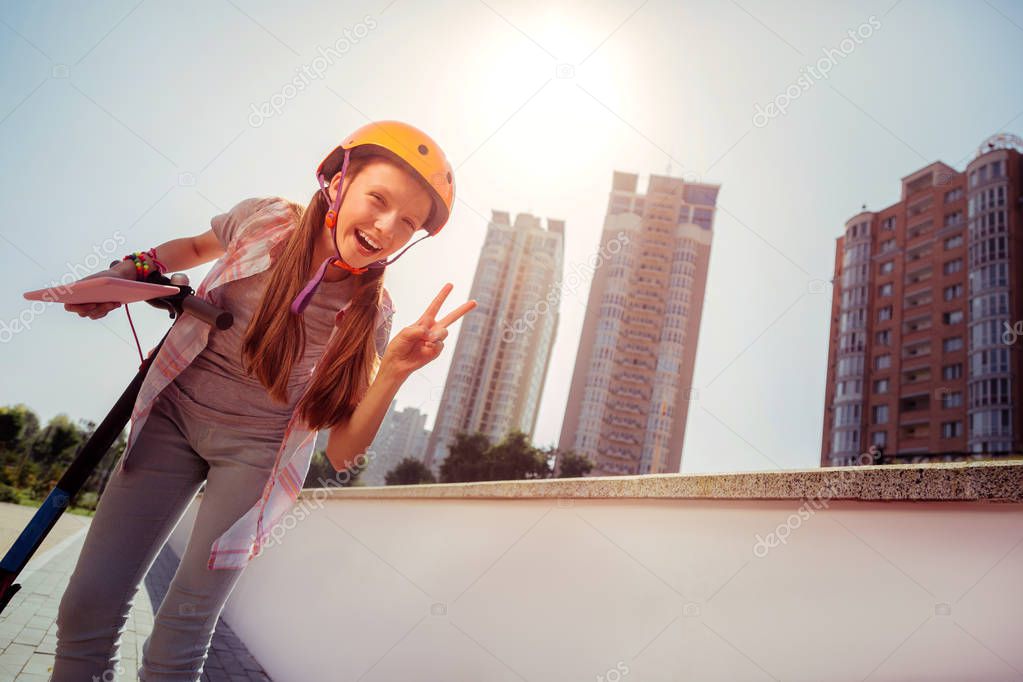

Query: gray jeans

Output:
[52, 379, 285, 681]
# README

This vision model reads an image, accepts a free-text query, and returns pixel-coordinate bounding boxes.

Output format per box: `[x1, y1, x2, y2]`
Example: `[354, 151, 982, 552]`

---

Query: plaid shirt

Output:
[117, 197, 394, 570]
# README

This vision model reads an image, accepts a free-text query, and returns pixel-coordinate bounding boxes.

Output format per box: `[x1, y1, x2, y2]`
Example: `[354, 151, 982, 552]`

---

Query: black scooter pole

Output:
[0, 267, 232, 614]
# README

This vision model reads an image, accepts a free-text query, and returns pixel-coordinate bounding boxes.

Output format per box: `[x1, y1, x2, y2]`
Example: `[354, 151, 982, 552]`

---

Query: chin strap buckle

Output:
[330, 258, 367, 275]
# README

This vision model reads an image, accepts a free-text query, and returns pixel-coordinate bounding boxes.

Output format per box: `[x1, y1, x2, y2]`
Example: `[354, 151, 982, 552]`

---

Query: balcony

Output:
[897, 433, 931, 449]
[905, 241, 932, 264]
[899, 393, 931, 413]
[614, 355, 655, 371]
[606, 431, 641, 445]
[604, 413, 644, 429]
[607, 399, 644, 415]
[621, 343, 655, 357]
[903, 264, 933, 288]
[907, 195, 934, 217]
[160, 461, 1022, 680]
[902, 313, 932, 335]
[902, 340, 931, 361]
[608, 384, 648, 401]
[903, 288, 933, 309]
[906, 218, 934, 243]
[621, 327, 658, 343]
[613, 371, 647, 386]
[632, 288, 661, 302]
[597, 444, 639, 460]
[623, 315, 658, 329]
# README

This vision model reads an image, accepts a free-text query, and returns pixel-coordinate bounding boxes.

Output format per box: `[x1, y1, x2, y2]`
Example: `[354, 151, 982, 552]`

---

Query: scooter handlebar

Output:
[182, 296, 233, 330]
[106, 260, 233, 330]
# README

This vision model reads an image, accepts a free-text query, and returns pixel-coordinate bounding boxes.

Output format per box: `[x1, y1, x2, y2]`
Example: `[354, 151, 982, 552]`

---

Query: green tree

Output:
[0, 405, 30, 448]
[30, 415, 83, 467]
[555, 449, 594, 478]
[0, 404, 41, 487]
[488, 431, 550, 480]
[439, 432, 492, 483]
[385, 457, 437, 485]
[304, 449, 365, 488]
[438, 430, 553, 483]
[0, 403, 128, 512]
[28, 415, 87, 498]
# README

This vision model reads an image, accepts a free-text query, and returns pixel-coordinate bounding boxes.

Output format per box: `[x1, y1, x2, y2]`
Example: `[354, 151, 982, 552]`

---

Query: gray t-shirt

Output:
[171, 197, 360, 428]
[173, 270, 357, 426]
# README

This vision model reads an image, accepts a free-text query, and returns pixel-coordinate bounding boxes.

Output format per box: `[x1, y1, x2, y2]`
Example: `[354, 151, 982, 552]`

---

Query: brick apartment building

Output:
[822, 134, 1023, 466]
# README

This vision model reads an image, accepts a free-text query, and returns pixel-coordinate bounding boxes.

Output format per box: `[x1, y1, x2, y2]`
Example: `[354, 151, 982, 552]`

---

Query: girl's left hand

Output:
[380, 283, 477, 378]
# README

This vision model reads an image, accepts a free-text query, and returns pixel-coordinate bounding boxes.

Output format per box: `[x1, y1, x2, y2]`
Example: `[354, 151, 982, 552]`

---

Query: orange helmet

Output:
[291, 120, 455, 314]
[317, 120, 455, 237]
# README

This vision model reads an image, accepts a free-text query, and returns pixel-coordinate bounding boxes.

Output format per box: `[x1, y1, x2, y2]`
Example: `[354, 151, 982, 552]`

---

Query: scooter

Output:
[0, 264, 233, 614]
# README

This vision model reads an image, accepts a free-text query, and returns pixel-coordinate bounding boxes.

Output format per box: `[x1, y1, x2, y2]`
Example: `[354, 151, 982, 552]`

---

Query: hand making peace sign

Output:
[381, 283, 477, 378]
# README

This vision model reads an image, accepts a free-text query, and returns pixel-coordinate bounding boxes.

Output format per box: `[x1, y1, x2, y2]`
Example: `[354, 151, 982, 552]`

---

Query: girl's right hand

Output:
[63, 261, 134, 320]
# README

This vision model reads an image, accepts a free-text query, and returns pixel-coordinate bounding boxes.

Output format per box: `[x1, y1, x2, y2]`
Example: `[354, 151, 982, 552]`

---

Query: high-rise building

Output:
[312, 402, 430, 485]
[559, 171, 717, 476]
[424, 211, 564, 472]
[821, 134, 1023, 466]
[363, 400, 430, 485]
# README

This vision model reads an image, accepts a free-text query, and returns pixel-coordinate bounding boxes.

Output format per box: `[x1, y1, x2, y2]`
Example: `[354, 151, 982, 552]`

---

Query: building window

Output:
[872, 405, 889, 424]
[881, 216, 897, 231]
[880, 260, 894, 275]
[944, 188, 963, 203]
[880, 238, 896, 253]
[970, 348, 1009, 375]
[941, 421, 963, 438]
[875, 330, 891, 346]
[941, 391, 963, 408]
[969, 294, 1010, 323]
[876, 354, 891, 369]
[943, 337, 963, 352]
[942, 363, 962, 380]
[944, 284, 962, 301]
[970, 319, 1005, 348]
[693, 208, 714, 229]
[878, 306, 893, 321]
[942, 310, 963, 325]
[944, 213, 963, 228]
[943, 234, 962, 248]
[971, 377, 1012, 407]
[973, 262, 1009, 290]
[837, 379, 862, 397]
[872, 431, 887, 446]
[879, 283, 893, 297]
[835, 403, 862, 427]
[943, 259, 962, 275]
[874, 378, 889, 394]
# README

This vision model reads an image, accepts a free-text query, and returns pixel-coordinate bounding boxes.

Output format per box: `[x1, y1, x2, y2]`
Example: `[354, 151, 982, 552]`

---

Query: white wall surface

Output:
[167, 496, 1023, 682]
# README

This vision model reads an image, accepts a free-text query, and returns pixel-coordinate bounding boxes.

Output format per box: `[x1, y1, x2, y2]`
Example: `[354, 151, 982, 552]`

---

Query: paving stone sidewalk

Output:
[0, 502, 271, 680]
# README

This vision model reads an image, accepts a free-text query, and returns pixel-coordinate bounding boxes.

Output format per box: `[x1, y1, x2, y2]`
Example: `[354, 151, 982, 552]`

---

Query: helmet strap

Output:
[289, 147, 436, 313]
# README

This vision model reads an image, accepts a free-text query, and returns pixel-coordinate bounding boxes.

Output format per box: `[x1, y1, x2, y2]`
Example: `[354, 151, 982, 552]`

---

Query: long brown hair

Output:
[241, 153, 387, 431]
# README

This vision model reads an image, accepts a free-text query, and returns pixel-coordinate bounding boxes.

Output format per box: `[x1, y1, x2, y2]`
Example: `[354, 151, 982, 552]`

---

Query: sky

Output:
[1, 0, 1021, 475]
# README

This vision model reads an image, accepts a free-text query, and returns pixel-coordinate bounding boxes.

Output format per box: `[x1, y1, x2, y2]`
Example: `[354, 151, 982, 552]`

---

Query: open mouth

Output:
[354, 228, 381, 254]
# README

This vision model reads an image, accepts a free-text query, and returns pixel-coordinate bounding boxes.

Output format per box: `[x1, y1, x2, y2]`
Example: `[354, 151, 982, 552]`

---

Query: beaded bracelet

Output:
[122, 248, 167, 281]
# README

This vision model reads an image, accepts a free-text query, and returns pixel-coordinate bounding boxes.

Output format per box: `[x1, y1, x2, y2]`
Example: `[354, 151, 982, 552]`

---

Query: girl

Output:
[51, 120, 475, 681]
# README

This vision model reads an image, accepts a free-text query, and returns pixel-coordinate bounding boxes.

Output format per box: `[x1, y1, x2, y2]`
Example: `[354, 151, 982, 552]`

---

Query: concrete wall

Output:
[168, 483, 1023, 681]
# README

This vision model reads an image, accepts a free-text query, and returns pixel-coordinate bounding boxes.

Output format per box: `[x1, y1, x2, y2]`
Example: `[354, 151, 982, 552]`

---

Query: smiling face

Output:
[321, 156, 435, 270]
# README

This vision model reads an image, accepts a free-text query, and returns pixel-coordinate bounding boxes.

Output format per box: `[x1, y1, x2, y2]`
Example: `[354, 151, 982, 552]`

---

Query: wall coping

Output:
[298, 460, 1023, 503]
